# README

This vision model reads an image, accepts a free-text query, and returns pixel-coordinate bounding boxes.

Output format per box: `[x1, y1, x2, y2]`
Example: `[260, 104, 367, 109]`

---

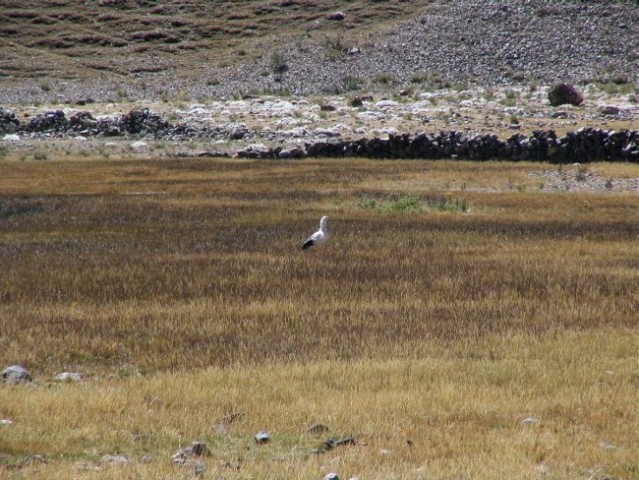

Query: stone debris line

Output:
[234, 129, 639, 164]
[2, 107, 638, 164]
[0, 107, 199, 139]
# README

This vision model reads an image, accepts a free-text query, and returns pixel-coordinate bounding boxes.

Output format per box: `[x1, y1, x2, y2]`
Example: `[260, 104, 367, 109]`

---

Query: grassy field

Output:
[0, 156, 637, 479]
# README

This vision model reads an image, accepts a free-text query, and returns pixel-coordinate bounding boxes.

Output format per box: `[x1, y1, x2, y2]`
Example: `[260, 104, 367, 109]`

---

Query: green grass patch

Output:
[362, 194, 422, 212]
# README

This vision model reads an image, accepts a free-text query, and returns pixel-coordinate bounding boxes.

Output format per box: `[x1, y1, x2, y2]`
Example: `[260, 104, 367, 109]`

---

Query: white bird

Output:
[302, 216, 329, 250]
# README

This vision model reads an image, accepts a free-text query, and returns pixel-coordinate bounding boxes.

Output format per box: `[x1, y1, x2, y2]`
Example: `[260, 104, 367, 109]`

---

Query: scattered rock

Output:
[548, 83, 584, 106]
[314, 127, 340, 137]
[193, 461, 205, 477]
[54, 372, 83, 382]
[100, 454, 128, 464]
[254, 431, 271, 444]
[286, 127, 309, 138]
[227, 122, 250, 140]
[25, 110, 68, 134]
[2, 133, 20, 142]
[600, 106, 621, 115]
[74, 97, 95, 106]
[536, 464, 551, 474]
[2, 365, 32, 384]
[324, 473, 340, 480]
[278, 146, 305, 158]
[0, 108, 20, 133]
[1, 419, 13, 425]
[69, 111, 97, 132]
[130, 140, 149, 151]
[172, 441, 211, 465]
[195, 150, 230, 158]
[376, 127, 399, 136]
[324, 436, 355, 450]
[120, 108, 169, 136]
[375, 100, 400, 108]
[237, 143, 270, 158]
[189, 442, 210, 456]
[529, 167, 638, 193]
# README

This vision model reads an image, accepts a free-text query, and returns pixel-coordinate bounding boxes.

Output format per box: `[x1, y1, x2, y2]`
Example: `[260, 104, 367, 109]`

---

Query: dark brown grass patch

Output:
[0, 158, 637, 374]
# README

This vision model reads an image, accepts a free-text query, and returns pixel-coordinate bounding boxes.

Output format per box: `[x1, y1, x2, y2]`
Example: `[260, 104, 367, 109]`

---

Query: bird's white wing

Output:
[309, 230, 325, 242]
[302, 229, 325, 249]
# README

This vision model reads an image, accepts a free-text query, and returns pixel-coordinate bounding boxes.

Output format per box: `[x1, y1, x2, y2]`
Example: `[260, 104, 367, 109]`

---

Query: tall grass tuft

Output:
[426, 194, 469, 212]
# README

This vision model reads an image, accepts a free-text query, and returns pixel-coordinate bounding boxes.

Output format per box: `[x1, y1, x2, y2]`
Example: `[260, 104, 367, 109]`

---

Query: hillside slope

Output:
[0, 0, 637, 102]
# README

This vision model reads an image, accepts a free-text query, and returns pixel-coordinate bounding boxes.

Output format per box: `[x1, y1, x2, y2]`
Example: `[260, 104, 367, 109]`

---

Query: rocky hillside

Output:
[1, 0, 637, 103]
[227, 0, 639, 98]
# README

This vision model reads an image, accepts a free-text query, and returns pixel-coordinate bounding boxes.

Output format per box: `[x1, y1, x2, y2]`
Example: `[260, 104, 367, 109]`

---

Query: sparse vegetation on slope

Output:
[0, 0, 432, 87]
[1, 0, 637, 102]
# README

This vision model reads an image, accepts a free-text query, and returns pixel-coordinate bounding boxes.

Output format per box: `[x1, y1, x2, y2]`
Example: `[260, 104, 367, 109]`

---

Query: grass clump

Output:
[362, 194, 422, 212]
[270, 51, 288, 74]
[339, 75, 364, 92]
[372, 72, 394, 85]
[323, 30, 347, 57]
[595, 81, 637, 96]
[426, 193, 469, 212]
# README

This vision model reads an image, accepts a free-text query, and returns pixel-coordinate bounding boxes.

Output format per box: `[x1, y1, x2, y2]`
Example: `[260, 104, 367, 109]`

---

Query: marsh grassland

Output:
[0, 156, 637, 480]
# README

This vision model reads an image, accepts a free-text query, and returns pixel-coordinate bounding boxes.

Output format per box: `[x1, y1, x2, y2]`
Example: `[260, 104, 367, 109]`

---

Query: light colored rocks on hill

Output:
[0, 1, 637, 103]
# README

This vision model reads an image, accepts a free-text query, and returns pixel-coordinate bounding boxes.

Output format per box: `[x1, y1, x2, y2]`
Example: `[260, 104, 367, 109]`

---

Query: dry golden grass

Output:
[0, 331, 637, 479]
[0, 156, 637, 479]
